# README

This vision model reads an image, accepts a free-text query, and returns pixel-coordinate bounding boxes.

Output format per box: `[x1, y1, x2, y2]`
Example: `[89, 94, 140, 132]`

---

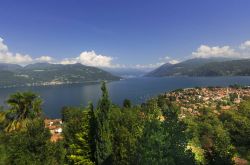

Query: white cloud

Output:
[4, 35, 250, 70]
[35, 56, 54, 63]
[60, 58, 77, 65]
[0, 38, 33, 64]
[159, 56, 170, 61]
[78, 51, 113, 67]
[0, 37, 55, 65]
[192, 45, 238, 58]
[159, 55, 180, 64]
[0, 37, 8, 52]
[132, 56, 180, 70]
[60, 51, 115, 67]
[240, 40, 250, 49]
[0, 37, 117, 67]
[134, 62, 165, 69]
[169, 60, 179, 64]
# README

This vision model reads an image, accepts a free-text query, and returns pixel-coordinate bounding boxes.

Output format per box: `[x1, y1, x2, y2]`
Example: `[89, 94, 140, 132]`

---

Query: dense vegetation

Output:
[146, 58, 250, 77]
[0, 82, 249, 164]
[0, 63, 120, 87]
[0, 92, 65, 164]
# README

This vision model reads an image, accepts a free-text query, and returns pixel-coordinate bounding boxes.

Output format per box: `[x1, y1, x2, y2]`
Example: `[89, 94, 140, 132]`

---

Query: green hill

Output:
[146, 58, 250, 77]
[0, 63, 120, 88]
[187, 59, 250, 76]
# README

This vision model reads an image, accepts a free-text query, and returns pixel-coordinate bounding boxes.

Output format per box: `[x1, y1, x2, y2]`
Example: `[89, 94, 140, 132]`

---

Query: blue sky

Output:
[1, 0, 250, 69]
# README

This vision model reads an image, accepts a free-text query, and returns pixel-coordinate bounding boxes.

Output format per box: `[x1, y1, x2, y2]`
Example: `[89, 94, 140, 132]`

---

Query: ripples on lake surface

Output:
[1, 76, 250, 118]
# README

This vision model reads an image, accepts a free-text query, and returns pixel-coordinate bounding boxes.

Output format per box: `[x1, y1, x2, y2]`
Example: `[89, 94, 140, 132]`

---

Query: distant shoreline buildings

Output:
[164, 86, 250, 117]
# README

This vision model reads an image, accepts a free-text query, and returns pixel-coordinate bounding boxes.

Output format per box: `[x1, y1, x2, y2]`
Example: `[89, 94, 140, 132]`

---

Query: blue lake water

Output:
[1, 76, 250, 118]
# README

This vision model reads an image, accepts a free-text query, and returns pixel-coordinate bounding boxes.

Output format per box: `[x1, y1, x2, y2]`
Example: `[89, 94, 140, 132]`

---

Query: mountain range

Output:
[146, 58, 250, 77]
[0, 63, 120, 88]
[103, 67, 148, 78]
[2, 57, 250, 88]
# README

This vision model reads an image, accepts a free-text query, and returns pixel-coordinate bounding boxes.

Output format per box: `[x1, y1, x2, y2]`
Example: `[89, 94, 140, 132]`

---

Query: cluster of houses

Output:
[164, 87, 250, 116]
[44, 119, 63, 142]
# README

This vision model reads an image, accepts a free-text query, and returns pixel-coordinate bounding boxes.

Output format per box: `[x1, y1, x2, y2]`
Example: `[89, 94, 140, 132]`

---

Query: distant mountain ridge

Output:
[103, 67, 149, 78]
[0, 63, 120, 88]
[145, 58, 250, 77]
[0, 63, 22, 71]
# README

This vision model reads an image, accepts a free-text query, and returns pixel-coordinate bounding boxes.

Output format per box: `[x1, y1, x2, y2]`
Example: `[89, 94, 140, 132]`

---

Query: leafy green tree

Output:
[197, 109, 234, 165]
[95, 81, 113, 165]
[110, 105, 143, 165]
[184, 115, 206, 164]
[89, 102, 97, 163]
[4, 91, 42, 132]
[0, 131, 7, 164]
[141, 99, 162, 121]
[161, 103, 195, 165]
[123, 99, 132, 108]
[5, 119, 65, 165]
[137, 98, 195, 165]
[229, 93, 238, 102]
[62, 106, 95, 164]
[0, 108, 6, 131]
[220, 100, 250, 161]
[238, 100, 250, 118]
[137, 111, 167, 164]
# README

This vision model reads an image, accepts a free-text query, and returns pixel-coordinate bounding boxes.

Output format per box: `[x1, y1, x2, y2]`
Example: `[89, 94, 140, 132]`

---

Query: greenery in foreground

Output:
[0, 82, 249, 165]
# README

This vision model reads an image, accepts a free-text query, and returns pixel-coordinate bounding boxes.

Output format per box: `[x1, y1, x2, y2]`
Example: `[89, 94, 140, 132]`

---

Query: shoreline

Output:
[0, 79, 121, 89]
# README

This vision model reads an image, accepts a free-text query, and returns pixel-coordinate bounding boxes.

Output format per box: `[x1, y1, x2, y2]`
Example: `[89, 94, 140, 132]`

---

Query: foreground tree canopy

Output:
[0, 82, 249, 165]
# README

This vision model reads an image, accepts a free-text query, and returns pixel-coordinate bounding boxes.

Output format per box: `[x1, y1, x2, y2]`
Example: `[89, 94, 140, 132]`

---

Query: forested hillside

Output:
[0, 63, 120, 88]
[146, 58, 250, 77]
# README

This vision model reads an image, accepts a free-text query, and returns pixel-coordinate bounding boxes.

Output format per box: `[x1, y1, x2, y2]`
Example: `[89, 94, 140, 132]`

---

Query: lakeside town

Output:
[164, 85, 250, 117]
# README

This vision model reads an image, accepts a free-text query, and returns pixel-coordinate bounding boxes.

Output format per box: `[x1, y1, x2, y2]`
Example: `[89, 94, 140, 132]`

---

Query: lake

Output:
[1, 76, 250, 118]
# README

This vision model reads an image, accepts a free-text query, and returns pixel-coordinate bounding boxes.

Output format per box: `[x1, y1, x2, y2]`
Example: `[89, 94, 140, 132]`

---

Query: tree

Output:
[137, 98, 195, 165]
[0, 108, 6, 131]
[229, 93, 237, 102]
[197, 108, 234, 165]
[4, 92, 42, 132]
[62, 106, 95, 165]
[95, 81, 113, 165]
[89, 102, 97, 163]
[161, 103, 195, 165]
[123, 99, 131, 108]
[137, 112, 168, 164]
[220, 100, 250, 161]
[110, 106, 143, 165]
[5, 119, 65, 165]
[0, 125, 7, 164]
[137, 99, 165, 164]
